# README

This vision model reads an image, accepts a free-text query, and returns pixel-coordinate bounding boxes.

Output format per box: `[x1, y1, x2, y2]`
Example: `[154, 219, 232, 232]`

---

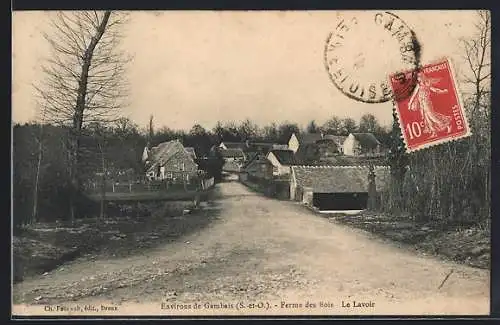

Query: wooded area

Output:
[382, 11, 491, 227]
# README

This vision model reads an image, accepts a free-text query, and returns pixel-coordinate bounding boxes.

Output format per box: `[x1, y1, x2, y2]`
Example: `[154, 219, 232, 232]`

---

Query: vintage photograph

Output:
[12, 10, 490, 316]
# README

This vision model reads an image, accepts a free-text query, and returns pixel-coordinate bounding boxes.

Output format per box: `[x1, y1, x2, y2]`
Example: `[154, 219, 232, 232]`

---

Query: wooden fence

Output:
[85, 176, 215, 195]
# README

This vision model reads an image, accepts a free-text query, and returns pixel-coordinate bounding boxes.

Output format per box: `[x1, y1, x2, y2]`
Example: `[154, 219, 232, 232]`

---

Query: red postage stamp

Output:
[389, 57, 471, 152]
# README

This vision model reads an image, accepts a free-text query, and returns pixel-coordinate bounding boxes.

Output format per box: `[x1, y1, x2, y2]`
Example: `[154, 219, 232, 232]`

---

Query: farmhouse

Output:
[343, 133, 381, 156]
[220, 148, 246, 163]
[266, 149, 300, 176]
[290, 165, 390, 211]
[288, 132, 323, 154]
[240, 153, 273, 181]
[143, 139, 199, 182]
[218, 141, 249, 151]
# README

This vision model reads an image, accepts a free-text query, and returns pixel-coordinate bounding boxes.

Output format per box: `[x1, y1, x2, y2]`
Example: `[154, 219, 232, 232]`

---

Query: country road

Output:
[13, 181, 490, 316]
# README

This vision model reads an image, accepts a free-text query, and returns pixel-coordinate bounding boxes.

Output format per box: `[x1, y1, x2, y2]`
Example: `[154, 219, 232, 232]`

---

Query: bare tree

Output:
[461, 10, 491, 116]
[460, 10, 491, 220]
[34, 11, 131, 221]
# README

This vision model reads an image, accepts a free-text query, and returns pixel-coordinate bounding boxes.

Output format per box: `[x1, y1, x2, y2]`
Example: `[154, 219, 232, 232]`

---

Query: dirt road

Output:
[13, 181, 490, 316]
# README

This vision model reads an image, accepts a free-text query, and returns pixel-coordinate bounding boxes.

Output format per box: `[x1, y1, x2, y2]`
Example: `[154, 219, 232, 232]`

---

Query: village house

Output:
[290, 165, 390, 211]
[142, 139, 199, 183]
[288, 132, 345, 163]
[266, 149, 300, 176]
[218, 141, 249, 151]
[220, 148, 246, 163]
[287, 132, 323, 154]
[343, 133, 382, 156]
[240, 153, 273, 182]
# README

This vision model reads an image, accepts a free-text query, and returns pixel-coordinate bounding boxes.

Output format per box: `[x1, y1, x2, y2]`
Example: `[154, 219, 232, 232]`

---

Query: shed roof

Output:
[292, 165, 390, 193]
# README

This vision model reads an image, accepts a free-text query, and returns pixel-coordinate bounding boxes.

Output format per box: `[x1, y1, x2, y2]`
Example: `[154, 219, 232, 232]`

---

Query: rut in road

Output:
[13, 181, 489, 315]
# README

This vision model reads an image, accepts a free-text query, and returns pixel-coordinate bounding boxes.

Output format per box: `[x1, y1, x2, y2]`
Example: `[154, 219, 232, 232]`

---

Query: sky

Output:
[12, 10, 480, 131]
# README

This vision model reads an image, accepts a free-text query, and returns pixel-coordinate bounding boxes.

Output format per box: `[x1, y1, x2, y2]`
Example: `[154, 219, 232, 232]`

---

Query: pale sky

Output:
[12, 10, 479, 131]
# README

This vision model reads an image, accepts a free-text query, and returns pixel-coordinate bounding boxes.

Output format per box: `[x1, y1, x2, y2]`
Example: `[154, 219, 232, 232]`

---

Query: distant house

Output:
[288, 132, 323, 154]
[343, 133, 381, 156]
[219, 141, 249, 151]
[241, 153, 273, 181]
[143, 139, 199, 182]
[288, 132, 348, 162]
[290, 165, 390, 211]
[220, 148, 246, 163]
[266, 149, 300, 176]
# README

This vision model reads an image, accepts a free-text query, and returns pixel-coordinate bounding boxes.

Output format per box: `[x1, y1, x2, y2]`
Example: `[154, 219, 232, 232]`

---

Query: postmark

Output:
[389, 57, 471, 152]
[324, 11, 420, 103]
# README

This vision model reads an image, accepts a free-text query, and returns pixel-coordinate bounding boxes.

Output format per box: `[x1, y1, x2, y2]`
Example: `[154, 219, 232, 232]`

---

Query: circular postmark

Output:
[324, 11, 421, 103]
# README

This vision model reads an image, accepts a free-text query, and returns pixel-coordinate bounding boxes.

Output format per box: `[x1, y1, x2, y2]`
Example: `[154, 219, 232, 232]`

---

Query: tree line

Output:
[13, 112, 387, 225]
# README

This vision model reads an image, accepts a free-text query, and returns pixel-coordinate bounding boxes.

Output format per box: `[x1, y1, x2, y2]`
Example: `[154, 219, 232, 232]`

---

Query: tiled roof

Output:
[220, 148, 246, 158]
[269, 149, 300, 165]
[352, 133, 380, 149]
[292, 165, 390, 193]
[297, 133, 323, 144]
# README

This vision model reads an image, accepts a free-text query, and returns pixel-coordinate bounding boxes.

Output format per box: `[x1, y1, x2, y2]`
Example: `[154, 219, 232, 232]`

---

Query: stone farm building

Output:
[290, 165, 390, 211]
[142, 139, 199, 183]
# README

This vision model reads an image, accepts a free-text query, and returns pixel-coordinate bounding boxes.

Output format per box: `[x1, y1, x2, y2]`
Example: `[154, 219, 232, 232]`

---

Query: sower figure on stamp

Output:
[408, 72, 452, 138]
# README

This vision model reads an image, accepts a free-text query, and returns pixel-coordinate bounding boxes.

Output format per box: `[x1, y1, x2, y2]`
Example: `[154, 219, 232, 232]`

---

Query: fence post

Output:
[112, 183, 115, 193]
[129, 183, 132, 193]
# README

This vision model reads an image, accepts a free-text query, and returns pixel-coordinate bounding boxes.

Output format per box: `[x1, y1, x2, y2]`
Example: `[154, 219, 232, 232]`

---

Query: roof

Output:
[147, 140, 193, 171]
[292, 165, 390, 193]
[351, 133, 380, 149]
[220, 148, 246, 158]
[184, 147, 197, 159]
[296, 133, 323, 144]
[268, 149, 300, 166]
[242, 152, 265, 169]
[220, 142, 248, 150]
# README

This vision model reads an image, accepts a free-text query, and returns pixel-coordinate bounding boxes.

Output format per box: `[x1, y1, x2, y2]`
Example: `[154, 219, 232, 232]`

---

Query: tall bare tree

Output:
[34, 11, 131, 221]
[460, 10, 491, 219]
